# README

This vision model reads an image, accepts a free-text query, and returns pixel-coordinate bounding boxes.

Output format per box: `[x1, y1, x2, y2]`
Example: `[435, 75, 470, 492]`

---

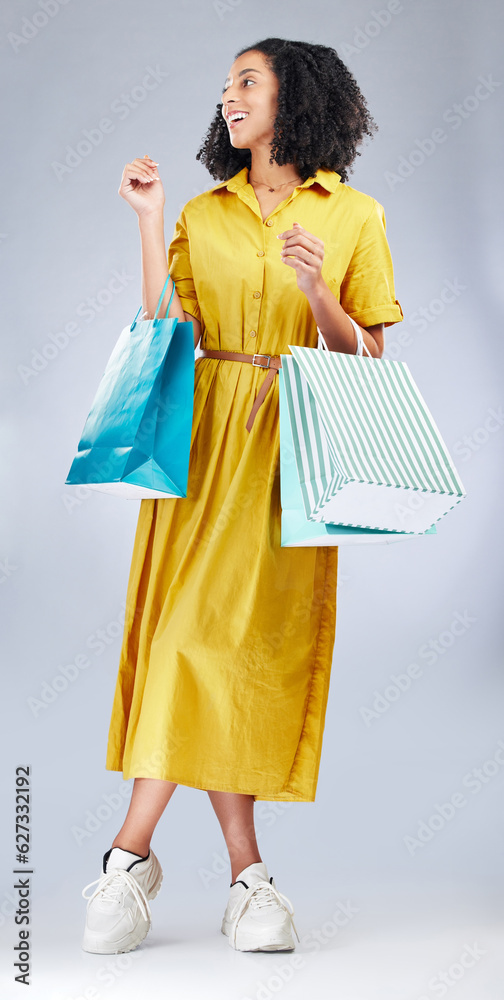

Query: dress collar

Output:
[209, 166, 341, 195]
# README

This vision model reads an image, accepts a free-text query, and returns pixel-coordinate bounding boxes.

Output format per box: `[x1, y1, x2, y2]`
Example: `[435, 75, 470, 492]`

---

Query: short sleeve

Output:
[340, 200, 404, 328]
[167, 209, 202, 325]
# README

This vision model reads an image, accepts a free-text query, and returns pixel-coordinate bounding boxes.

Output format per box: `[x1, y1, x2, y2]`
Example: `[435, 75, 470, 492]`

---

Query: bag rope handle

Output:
[130, 273, 175, 330]
[317, 315, 372, 357]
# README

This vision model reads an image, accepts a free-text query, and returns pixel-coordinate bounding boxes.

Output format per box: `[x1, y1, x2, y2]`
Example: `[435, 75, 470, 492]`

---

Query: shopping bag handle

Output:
[130, 273, 176, 330]
[317, 316, 372, 357]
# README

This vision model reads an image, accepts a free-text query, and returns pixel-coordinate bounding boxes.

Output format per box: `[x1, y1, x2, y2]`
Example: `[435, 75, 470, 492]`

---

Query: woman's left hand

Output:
[278, 222, 325, 295]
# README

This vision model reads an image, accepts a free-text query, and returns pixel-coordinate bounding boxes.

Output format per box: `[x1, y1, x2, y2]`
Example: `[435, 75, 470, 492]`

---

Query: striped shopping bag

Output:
[278, 346, 466, 547]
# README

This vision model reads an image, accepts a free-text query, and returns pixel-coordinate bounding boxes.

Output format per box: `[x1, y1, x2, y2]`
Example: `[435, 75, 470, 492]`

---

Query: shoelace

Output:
[229, 879, 300, 947]
[81, 868, 151, 924]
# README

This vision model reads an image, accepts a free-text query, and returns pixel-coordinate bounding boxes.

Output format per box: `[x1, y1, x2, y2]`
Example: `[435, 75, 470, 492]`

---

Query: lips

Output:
[226, 111, 249, 128]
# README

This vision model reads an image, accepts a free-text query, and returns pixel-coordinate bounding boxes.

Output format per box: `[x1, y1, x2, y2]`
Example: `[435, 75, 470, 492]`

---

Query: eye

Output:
[222, 77, 255, 94]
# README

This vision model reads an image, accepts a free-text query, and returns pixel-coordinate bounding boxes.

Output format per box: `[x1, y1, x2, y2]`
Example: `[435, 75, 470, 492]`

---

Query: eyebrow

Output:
[223, 67, 264, 87]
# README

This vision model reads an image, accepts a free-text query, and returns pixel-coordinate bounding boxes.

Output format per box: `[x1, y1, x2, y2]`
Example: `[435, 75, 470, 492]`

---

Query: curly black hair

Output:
[196, 37, 378, 184]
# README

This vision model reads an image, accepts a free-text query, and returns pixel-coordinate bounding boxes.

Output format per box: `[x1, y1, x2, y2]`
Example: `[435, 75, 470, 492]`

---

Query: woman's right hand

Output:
[118, 154, 165, 217]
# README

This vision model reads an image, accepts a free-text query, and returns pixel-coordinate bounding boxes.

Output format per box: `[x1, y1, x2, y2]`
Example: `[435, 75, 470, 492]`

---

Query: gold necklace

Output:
[249, 174, 301, 193]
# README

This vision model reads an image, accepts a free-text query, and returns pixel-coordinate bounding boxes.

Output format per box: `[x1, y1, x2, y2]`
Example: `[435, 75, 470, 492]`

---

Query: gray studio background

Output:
[1, 1, 503, 998]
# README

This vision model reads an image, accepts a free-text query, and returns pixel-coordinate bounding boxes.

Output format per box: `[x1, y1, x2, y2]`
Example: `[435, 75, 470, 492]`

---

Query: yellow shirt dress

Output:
[105, 166, 403, 802]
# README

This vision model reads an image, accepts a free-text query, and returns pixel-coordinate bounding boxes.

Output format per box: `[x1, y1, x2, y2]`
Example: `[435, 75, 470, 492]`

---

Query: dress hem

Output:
[104, 760, 317, 803]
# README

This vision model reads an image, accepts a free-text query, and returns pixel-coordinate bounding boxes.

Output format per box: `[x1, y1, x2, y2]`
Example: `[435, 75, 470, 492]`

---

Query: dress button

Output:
[265, 220, 274, 227]
[257, 250, 265, 257]
[249, 330, 256, 338]
[253, 291, 261, 299]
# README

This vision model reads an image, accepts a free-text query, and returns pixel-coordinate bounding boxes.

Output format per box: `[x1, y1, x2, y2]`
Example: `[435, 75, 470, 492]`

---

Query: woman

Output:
[81, 37, 403, 955]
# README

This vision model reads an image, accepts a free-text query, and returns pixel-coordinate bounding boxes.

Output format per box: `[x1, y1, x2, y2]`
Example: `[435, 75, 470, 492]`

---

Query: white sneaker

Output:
[81, 846, 163, 954]
[221, 861, 299, 951]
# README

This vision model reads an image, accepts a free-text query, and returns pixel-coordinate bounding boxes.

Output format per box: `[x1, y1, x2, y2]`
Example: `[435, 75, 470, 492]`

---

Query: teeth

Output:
[229, 112, 248, 122]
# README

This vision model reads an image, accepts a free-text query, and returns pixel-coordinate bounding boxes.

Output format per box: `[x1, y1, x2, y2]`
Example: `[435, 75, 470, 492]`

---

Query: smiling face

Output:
[221, 49, 280, 151]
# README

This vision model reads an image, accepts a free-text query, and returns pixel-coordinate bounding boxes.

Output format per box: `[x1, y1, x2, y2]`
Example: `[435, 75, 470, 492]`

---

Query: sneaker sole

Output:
[221, 917, 295, 952]
[82, 856, 163, 955]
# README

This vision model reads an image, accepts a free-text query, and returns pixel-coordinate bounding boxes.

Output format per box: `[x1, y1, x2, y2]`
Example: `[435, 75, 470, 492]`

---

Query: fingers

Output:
[280, 247, 320, 266]
[123, 170, 158, 186]
[280, 236, 323, 266]
[280, 250, 322, 274]
[142, 154, 159, 171]
[278, 225, 302, 239]
[277, 224, 324, 258]
[277, 222, 317, 240]
[136, 155, 160, 181]
[122, 157, 160, 185]
[277, 226, 324, 250]
[279, 223, 324, 278]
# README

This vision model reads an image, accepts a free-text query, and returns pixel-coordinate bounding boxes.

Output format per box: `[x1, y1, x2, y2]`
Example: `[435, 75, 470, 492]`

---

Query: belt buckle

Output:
[252, 353, 271, 369]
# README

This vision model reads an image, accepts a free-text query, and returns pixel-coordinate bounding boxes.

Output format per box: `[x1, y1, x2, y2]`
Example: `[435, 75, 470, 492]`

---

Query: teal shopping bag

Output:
[65, 274, 194, 498]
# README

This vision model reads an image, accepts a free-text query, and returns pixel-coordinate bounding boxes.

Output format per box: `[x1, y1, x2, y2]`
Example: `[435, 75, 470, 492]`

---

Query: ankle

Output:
[231, 853, 263, 883]
[111, 837, 151, 857]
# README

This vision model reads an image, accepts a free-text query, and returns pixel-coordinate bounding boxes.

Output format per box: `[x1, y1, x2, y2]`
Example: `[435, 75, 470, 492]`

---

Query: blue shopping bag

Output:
[65, 274, 194, 498]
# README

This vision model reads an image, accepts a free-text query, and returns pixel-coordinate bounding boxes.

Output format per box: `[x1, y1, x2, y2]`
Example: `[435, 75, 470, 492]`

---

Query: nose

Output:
[222, 77, 240, 112]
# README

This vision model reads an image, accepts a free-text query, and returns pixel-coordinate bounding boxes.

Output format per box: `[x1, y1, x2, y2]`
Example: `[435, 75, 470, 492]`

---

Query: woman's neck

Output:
[248, 150, 302, 190]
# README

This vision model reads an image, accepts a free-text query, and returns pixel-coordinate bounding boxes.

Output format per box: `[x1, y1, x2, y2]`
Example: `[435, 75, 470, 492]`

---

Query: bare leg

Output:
[111, 778, 178, 857]
[207, 790, 262, 882]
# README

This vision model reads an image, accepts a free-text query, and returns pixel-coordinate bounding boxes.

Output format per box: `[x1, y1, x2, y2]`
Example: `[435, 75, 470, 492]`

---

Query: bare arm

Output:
[118, 155, 201, 349]
[305, 278, 384, 357]
[138, 211, 202, 349]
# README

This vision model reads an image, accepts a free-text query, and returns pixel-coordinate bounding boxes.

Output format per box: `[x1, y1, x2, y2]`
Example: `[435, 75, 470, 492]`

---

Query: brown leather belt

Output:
[199, 350, 283, 432]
